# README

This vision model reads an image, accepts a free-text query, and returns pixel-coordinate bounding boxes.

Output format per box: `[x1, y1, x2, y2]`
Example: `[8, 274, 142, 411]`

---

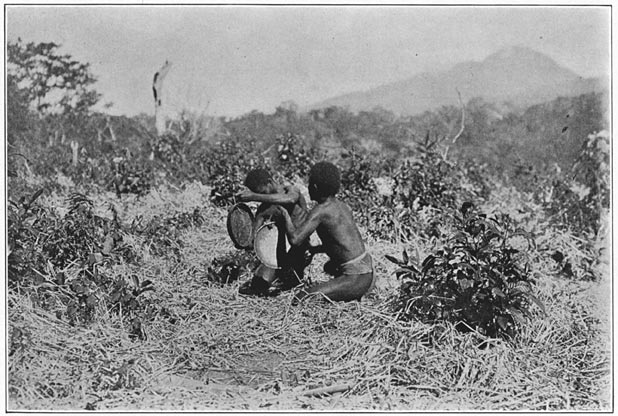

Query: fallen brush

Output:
[8, 266, 610, 411]
[7, 179, 611, 411]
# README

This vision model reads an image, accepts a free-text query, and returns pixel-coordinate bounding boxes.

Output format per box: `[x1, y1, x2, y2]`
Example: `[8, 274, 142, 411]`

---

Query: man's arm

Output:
[253, 212, 266, 234]
[279, 205, 323, 246]
[254, 204, 278, 234]
[237, 186, 300, 205]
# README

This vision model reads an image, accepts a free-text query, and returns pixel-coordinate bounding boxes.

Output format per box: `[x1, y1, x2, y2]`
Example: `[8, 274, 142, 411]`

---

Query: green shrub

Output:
[388, 205, 544, 339]
[206, 250, 259, 285]
[110, 156, 155, 197]
[7, 190, 150, 331]
[198, 137, 267, 206]
[7, 188, 50, 286]
[129, 208, 205, 258]
[272, 132, 322, 180]
[542, 131, 610, 235]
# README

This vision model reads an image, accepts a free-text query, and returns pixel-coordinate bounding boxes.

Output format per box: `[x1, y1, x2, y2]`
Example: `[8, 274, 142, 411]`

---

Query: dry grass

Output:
[7, 182, 612, 411]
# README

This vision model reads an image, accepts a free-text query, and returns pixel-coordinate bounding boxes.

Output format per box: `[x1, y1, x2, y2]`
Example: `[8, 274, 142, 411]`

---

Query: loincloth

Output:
[320, 252, 377, 295]
[339, 251, 374, 275]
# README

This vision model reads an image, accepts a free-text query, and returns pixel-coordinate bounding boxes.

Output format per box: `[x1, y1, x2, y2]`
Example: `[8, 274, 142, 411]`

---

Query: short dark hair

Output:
[309, 162, 340, 197]
[244, 169, 272, 192]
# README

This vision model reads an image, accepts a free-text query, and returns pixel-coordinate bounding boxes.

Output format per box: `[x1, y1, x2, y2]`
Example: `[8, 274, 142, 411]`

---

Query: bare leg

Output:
[255, 264, 277, 284]
[239, 264, 276, 296]
[295, 272, 373, 303]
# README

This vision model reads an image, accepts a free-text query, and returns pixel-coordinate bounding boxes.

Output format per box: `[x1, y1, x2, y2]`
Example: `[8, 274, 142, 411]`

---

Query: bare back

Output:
[314, 198, 365, 265]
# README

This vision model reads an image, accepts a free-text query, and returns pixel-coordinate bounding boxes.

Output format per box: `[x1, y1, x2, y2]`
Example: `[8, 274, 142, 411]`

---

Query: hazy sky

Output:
[6, 5, 611, 118]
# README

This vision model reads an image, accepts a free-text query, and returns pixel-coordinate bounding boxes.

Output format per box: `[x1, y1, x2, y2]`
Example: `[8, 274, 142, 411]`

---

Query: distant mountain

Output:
[310, 46, 606, 116]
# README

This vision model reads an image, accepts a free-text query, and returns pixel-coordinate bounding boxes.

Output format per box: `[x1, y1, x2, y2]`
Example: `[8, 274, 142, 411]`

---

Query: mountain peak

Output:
[487, 45, 544, 60]
[482, 45, 575, 76]
[311, 46, 600, 115]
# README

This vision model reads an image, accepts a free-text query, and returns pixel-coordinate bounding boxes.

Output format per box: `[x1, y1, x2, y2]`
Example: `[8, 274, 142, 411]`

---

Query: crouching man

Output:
[276, 161, 375, 302]
[236, 169, 310, 296]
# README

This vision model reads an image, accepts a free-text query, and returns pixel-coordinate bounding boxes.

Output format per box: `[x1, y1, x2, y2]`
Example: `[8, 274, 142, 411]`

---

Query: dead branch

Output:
[299, 383, 353, 397]
[153, 60, 173, 135]
[450, 89, 465, 145]
[442, 88, 465, 162]
[70, 141, 79, 166]
[106, 115, 117, 142]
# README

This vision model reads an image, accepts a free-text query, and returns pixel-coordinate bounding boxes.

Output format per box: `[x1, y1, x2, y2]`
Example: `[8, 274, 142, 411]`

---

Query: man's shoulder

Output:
[313, 198, 346, 216]
[284, 185, 306, 208]
[330, 198, 355, 218]
[308, 201, 328, 216]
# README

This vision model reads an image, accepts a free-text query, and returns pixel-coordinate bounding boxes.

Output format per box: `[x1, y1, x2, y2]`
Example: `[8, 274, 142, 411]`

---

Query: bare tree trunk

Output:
[442, 89, 465, 162]
[71, 141, 79, 166]
[153, 61, 172, 136]
[23, 159, 33, 177]
[106, 115, 117, 142]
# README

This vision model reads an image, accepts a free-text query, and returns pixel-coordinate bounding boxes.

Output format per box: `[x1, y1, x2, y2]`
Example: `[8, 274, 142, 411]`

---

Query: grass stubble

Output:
[7, 183, 611, 411]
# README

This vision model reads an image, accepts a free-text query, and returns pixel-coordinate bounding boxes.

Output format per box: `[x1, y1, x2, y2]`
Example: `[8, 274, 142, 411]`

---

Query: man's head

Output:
[245, 169, 275, 194]
[308, 162, 340, 201]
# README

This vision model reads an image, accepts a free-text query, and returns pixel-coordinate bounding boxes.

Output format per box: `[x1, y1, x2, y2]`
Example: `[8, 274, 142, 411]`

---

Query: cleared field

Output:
[6, 23, 611, 413]
[8, 182, 611, 411]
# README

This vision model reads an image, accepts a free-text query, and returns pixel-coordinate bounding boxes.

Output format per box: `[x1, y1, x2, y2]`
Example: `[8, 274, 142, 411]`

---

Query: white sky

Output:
[5, 5, 611, 118]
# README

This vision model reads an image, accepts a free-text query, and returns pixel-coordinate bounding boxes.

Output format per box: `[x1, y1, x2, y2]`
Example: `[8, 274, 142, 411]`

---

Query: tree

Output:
[153, 60, 172, 135]
[7, 69, 33, 146]
[8, 39, 101, 114]
[7, 38, 102, 143]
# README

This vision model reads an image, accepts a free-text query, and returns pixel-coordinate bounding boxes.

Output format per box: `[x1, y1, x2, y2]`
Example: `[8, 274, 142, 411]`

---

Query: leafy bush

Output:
[196, 137, 267, 206]
[129, 208, 205, 258]
[272, 132, 322, 180]
[110, 156, 155, 197]
[206, 250, 259, 285]
[205, 132, 323, 206]
[388, 205, 545, 339]
[7, 190, 154, 333]
[336, 141, 484, 242]
[7, 188, 50, 286]
[393, 153, 458, 212]
[541, 131, 610, 235]
[107, 274, 156, 340]
[151, 132, 186, 166]
[41, 193, 118, 270]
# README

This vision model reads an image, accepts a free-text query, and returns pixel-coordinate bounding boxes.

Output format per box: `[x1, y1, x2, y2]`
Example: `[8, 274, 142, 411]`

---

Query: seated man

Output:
[276, 162, 375, 302]
[236, 169, 310, 296]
